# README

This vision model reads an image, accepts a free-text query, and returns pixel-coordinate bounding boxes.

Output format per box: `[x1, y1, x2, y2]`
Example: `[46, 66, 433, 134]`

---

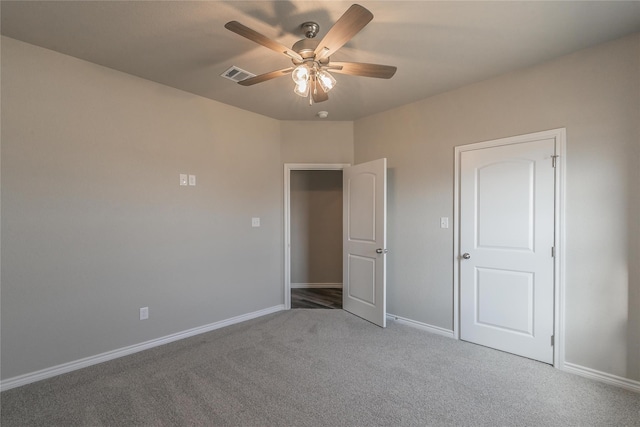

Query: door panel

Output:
[347, 173, 377, 242]
[343, 158, 387, 327]
[477, 160, 534, 250]
[460, 139, 555, 363]
[476, 268, 534, 335]
[347, 254, 376, 305]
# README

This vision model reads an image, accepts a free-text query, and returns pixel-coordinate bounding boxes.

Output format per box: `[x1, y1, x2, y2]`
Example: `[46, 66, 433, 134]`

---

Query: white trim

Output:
[0, 305, 284, 392]
[562, 362, 640, 393]
[283, 163, 350, 310]
[387, 313, 455, 339]
[291, 283, 343, 289]
[553, 129, 567, 370]
[453, 149, 461, 339]
[453, 128, 566, 368]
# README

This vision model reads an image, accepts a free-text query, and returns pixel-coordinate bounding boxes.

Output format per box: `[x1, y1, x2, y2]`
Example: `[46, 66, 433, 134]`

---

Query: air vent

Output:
[221, 66, 255, 82]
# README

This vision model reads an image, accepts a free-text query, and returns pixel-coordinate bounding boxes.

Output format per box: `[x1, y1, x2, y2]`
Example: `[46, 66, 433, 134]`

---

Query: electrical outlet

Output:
[140, 307, 149, 320]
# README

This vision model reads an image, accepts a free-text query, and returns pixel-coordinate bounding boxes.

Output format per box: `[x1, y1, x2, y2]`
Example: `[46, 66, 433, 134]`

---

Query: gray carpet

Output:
[1, 310, 639, 426]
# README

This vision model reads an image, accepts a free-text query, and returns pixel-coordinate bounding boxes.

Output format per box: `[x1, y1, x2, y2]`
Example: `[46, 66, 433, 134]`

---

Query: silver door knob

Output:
[376, 248, 388, 254]
[462, 253, 471, 259]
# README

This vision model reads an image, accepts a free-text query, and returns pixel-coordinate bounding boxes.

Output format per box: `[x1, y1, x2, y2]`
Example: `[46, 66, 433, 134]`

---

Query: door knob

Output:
[462, 253, 471, 259]
[376, 248, 388, 254]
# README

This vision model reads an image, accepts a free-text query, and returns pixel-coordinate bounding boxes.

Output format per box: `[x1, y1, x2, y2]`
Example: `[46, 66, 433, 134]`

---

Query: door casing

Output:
[284, 163, 350, 310]
[453, 128, 566, 369]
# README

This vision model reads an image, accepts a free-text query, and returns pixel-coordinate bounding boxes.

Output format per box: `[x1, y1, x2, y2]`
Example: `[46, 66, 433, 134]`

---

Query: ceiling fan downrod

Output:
[300, 22, 319, 39]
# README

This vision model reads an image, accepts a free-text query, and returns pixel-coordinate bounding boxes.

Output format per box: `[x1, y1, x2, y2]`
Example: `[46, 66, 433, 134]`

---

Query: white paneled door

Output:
[460, 138, 556, 363]
[343, 158, 387, 327]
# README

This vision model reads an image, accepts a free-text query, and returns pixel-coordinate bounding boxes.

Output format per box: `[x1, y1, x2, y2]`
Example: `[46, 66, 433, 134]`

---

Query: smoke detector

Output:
[317, 111, 329, 119]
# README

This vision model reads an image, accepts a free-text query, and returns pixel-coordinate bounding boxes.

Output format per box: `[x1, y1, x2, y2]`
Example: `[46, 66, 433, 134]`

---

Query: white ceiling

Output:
[2, 1, 640, 121]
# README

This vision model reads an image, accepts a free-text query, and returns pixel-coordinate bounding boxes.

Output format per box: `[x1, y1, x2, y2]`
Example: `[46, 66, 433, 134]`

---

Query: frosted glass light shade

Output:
[317, 70, 336, 92]
[292, 65, 310, 85]
[294, 81, 310, 97]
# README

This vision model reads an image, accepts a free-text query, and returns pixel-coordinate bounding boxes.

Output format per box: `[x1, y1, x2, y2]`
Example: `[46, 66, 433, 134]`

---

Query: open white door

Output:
[343, 158, 387, 327]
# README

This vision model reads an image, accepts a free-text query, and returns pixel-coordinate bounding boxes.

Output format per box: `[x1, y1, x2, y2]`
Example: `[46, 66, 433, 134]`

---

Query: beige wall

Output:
[290, 170, 343, 286]
[354, 33, 640, 381]
[280, 121, 353, 164]
[0, 37, 285, 379]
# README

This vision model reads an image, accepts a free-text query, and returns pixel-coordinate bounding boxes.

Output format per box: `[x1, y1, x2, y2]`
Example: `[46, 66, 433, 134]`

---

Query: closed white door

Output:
[460, 138, 555, 363]
[343, 158, 387, 327]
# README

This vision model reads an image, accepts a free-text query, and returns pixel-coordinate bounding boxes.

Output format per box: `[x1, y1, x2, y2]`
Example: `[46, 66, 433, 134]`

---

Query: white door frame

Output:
[283, 163, 350, 310]
[453, 128, 566, 369]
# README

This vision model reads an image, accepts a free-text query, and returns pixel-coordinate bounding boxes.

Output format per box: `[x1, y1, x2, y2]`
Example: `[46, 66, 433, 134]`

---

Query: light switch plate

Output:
[188, 175, 196, 186]
[140, 307, 149, 320]
[179, 174, 188, 186]
[252, 217, 260, 227]
[440, 217, 449, 229]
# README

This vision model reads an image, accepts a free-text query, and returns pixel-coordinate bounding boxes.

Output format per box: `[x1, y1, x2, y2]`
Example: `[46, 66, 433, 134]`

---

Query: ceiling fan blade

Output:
[238, 67, 294, 86]
[225, 21, 303, 62]
[314, 4, 373, 61]
[329, 62, 397, 79]
[311, 79, 329, 103]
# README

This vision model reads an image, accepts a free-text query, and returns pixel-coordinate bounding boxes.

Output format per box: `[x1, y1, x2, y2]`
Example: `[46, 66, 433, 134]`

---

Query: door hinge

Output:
[551, 155, 559, 168]
[551, 335, 555, 346]
[551, 246, 556, 258]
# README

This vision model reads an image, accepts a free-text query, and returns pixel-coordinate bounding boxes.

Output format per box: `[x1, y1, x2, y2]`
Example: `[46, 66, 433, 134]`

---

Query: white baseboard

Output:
[291, 283, 343, 289]
[387, 313, 455, 339]
[562, 362, 640, 393]
[0, 304, 285, 392]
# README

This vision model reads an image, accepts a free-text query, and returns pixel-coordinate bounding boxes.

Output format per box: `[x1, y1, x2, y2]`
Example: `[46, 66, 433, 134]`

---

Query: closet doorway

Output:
[284, 164, 349, 310]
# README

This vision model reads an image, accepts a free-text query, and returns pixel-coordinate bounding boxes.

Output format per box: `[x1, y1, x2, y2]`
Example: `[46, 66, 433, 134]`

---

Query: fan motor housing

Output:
[291, 38, 329, 65]
[292, 38, 318, 58]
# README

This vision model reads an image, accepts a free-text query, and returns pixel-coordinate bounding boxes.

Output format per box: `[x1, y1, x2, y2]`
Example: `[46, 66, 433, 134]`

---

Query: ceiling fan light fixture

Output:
[317, 70, 337, 92]
[294, 81, 310, 97]
[292, 64, 310, 85]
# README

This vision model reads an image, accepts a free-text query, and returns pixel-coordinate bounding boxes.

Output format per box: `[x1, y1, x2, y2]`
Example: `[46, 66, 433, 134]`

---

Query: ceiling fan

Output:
[225, 4, 397, 104]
